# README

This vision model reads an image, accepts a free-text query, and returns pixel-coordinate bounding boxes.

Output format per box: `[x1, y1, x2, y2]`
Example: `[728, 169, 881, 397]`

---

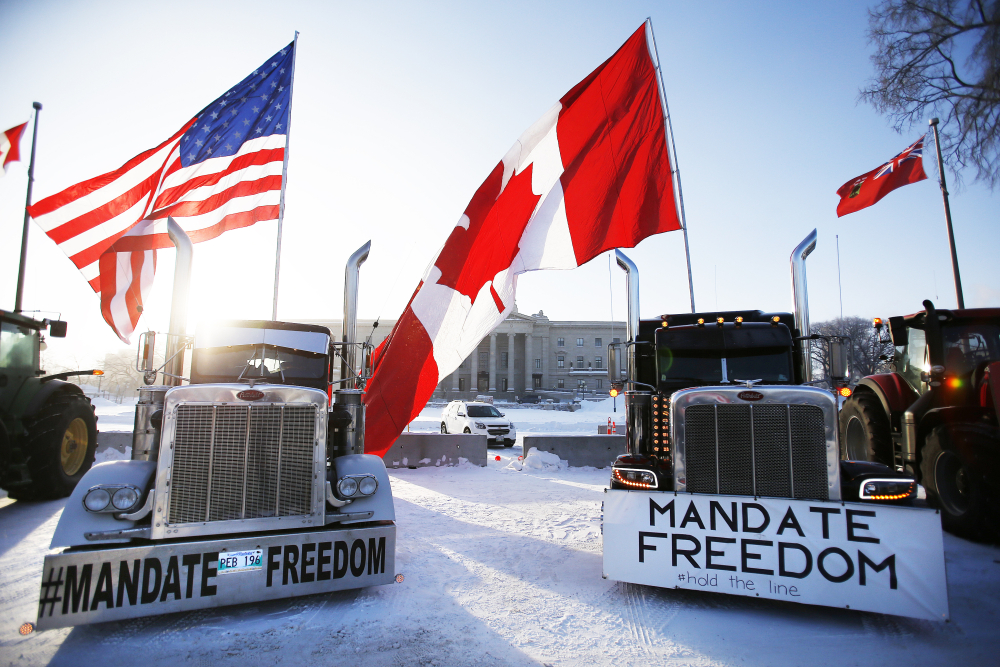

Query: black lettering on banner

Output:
[710, 501, 738, 531]
[301, 543, 316, 583]
[368, 537, 386, 575]
[350, 539, 367, 577]
[776, 507, 805, 537]
[741, 539, 774, 575]
[90, 562, 115, 611]
[778, 542, 813, 578]
[818, 547, 854, 583]
[201, 552, 218, 597]
[858, 551, 897, 589]
[63, 564, 93, 614]
[810, 507, 841, 539]
[742, 503, 769, 533]
[283, 545, 300, 585]
[334, 541, 348, 579]
[160, 556, 182, 602]
[706, 536, 737, 571]
[140, 558, 162, 605]
[182, 554, 200, 598]
[650, 498, 675, 527]
[846, 509, 880, 544]
[117, 560, 140, 607]
[318, 542, 332, 581]
[680, 502, 705, 529]
[266, 546, 282, 587]
[672, 534, 701, 568]
[638, 532, 669, 563]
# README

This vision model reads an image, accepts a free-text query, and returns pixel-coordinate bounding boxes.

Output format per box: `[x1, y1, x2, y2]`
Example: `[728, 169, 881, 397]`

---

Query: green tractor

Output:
[0, 309, 100, 499]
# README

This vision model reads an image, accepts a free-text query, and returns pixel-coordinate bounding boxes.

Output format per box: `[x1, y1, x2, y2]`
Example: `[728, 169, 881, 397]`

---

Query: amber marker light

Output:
[716, 317, 724, 326]
[609, 387, 619, 398]
[838, 386, 853, 397]
[771, 316, 781, 325]
[697, 318, 705, 326]
[19, 622, 33, 635]
[661, 321, 668, 328]
[735, 316, 743, 326]
[93, 370, 104, 376]
[873, 317, 883, 326]
[395, 574, 405, 583]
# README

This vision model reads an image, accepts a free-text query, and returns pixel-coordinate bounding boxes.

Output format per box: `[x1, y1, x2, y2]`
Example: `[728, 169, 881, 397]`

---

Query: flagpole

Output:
[646, 18, 696, 313]
[272, 32, 299, 321]
[13, 102, 42, 313]
[928, 118, 964, 309]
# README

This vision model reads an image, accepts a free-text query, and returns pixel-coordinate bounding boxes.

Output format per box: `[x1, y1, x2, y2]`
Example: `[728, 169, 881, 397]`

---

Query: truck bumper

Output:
[36, 522, 395, 630]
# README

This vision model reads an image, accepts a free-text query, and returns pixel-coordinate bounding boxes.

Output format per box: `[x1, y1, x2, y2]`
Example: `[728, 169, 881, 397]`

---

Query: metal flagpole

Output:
[272, 32, 299, 321]
[14, 102, 42, 313]
[928, 118, 964, 309]
[646, 18, 696, 313]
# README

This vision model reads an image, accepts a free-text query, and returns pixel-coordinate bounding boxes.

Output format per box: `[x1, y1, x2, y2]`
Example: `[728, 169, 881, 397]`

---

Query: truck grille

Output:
[682, 403, 827, 500]
[168, 403, 317, 524]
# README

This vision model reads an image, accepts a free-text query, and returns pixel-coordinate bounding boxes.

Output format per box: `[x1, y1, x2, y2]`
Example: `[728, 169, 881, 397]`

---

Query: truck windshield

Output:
[658, 347, 792, 386]
[467, 405, 502, 418]
[195, 344, 327, 381]
[726, 348, 792, 382]
[658, 349, 723, 384]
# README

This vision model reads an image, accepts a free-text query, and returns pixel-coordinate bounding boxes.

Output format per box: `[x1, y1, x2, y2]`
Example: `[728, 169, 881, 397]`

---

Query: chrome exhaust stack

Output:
[164, 218, 193, 387]
[790, 229, 817, 383]
[615, 250, 648, 457]
[615, 250, 639, 382]
[334, 241, 371, 456]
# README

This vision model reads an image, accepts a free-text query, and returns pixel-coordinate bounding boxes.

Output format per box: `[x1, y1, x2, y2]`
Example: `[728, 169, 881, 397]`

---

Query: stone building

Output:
[301, 308, 625, 401]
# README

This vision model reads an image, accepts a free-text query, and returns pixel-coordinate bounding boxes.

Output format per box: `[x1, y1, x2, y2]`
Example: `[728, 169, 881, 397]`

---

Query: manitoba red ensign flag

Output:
[836, 135, 928, 217]
[363, 23, 682, 457]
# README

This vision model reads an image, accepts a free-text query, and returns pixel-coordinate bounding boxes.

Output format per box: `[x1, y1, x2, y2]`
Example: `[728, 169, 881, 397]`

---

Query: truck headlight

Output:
[338, 477, 359, 497]
[612, 468, 657, 489]
[475, 422, 487, 429]
[358, 476, 378, 496]
[112, 487, 140, 510]
[84, 485, 143, 513]
[84, 488, 111, 512]
[859, 478, 916, 501]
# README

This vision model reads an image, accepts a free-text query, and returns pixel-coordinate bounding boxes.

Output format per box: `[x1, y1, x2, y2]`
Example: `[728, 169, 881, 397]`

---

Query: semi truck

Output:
[33, 221, 396, 630]
[601, 231, 949, 621]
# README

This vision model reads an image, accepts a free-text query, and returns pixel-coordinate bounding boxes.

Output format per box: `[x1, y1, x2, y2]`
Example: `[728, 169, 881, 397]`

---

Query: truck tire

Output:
[12, 394, 98, 500]
[441, 422, 448, 434]
[839, 391, 892, 464]
[921, 426, 991, 541]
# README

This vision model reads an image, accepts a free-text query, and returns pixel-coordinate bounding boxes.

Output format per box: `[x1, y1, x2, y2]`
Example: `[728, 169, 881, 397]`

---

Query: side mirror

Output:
[829, 339, 848, 381]
[500, 412, 505, 417]
[48, 320, 67, 338]
[607, 344, 620, 382]
[137, 331, 156, 373]
[458, 412, 465, 417]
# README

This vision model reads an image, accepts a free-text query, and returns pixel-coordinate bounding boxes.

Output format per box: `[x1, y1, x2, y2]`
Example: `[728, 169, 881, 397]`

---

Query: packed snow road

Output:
[1, 438, 998, 666]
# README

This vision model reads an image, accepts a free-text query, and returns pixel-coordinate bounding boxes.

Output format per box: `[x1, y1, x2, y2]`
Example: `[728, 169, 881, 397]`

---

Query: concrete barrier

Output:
[383, 433, 488, 468]
[96, 431, 132, 454]
[523, 435, 625, 469]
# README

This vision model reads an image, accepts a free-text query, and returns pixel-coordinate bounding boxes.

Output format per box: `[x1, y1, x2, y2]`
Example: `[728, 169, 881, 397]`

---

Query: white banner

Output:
[603, 490, 948, 621]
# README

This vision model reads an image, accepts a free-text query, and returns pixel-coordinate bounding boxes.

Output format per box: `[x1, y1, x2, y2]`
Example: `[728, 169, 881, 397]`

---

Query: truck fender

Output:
[50, 460, 156, 549]
[24, 379, 86, 418]
[858, 374, 919, 428]
[330, 454, 395, 523]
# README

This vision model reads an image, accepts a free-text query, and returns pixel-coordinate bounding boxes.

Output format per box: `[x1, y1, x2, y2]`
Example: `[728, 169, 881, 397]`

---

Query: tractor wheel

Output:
[440, 422, 448, 434]
[12, 394, 98, 500]
[921, 426, 991, 540]
[839, 391, 892, 464]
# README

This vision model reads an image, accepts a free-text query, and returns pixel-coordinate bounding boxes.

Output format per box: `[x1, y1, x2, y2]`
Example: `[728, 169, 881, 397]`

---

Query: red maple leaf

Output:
[434, 161, 542, 312]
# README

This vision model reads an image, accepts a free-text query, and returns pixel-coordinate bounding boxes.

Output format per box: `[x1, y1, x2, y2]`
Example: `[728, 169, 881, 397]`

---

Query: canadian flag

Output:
[363, 23, 682, 456]
[0, 121, 28, 176]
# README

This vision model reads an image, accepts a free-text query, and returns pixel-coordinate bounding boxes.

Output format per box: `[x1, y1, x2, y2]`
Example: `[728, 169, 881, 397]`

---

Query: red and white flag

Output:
[28, 42, 295, 342]
[0, 121, 28, 176]
[363, 24, 682, 456]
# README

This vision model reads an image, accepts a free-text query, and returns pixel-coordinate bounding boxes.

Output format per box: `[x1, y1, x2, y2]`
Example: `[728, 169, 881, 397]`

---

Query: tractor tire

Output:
[11, 394, 98, 501]
[839, 391, 892, 464]
[921, 425, 992, 541]
[441, 422, 448, 434]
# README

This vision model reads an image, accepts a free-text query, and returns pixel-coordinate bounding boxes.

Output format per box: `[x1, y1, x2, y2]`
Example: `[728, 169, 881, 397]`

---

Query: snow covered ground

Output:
[0, 400, 998, 666]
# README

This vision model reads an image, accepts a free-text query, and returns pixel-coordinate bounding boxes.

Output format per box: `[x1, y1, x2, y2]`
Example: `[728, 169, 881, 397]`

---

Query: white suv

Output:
[441, 400, 516, 447]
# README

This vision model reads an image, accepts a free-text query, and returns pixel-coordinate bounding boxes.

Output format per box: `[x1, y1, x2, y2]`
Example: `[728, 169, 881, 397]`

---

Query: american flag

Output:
[28, 42, 295, 342]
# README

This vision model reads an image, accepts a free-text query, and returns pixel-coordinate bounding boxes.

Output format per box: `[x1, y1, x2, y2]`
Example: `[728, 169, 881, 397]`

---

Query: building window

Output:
[479, 351, 488, 366]
[501, 351, 508, 369]
[597, 379, 603, 389]
[577, 356, 584, 367]
[459, 378, 466, 391]
[558, 379, 565, 389]
[595, 338, 602, 347]
[613, 337, 621, 344]
[534, 358, 541, 369]
[576, 338, 584, 346]
[501, 378, 508, 392]
[557, 356, 565, 368]
[557, 337, 565, 347]
[533, 377, 541, 389]
[595, 356, 603, 369]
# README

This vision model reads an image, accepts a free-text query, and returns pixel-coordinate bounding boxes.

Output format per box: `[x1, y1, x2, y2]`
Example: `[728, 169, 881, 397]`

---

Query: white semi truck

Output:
[35, 223, 396, 629]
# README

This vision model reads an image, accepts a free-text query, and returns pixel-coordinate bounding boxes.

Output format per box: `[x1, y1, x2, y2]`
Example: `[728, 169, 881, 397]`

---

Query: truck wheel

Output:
[14, 394, 98, 500]
[463, 427, 471, 434]
[441, 422, 448, 434]
[921, 426, 990, 540]
[839, 391, 892, 463]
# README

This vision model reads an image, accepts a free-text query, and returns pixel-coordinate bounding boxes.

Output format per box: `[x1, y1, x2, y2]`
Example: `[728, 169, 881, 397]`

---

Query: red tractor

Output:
[840, 300, 999, 539]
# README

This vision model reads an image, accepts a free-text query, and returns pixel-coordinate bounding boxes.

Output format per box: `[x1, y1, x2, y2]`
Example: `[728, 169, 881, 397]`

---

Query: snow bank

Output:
[521, 446, 567, 471]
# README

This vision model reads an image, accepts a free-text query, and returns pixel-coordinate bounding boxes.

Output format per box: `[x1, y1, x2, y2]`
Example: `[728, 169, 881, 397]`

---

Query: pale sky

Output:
[1, 0, 997, 370]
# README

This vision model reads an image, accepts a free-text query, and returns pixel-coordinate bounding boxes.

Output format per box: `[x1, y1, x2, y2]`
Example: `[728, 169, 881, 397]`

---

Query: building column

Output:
[506, 332, 515, 394]
[451, 367, 460, 391]
[489, 334, 497, 392]
[470, 343, 478, 393]
[525, 333, 534, 392]
[541, 336, 549, 389]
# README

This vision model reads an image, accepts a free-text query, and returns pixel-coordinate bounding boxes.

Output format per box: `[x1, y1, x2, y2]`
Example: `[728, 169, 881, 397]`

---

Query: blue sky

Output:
[1, 0, 996, 365]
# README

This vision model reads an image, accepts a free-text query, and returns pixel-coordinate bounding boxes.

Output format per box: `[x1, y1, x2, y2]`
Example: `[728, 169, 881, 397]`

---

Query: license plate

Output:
[217, 549, 263, 575]
[495, 435, 504, 441]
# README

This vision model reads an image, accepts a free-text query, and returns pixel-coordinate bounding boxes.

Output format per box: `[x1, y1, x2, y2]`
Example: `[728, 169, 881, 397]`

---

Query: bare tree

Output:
[811, 317, 895, 384]
[861, 0, 1000, 188]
